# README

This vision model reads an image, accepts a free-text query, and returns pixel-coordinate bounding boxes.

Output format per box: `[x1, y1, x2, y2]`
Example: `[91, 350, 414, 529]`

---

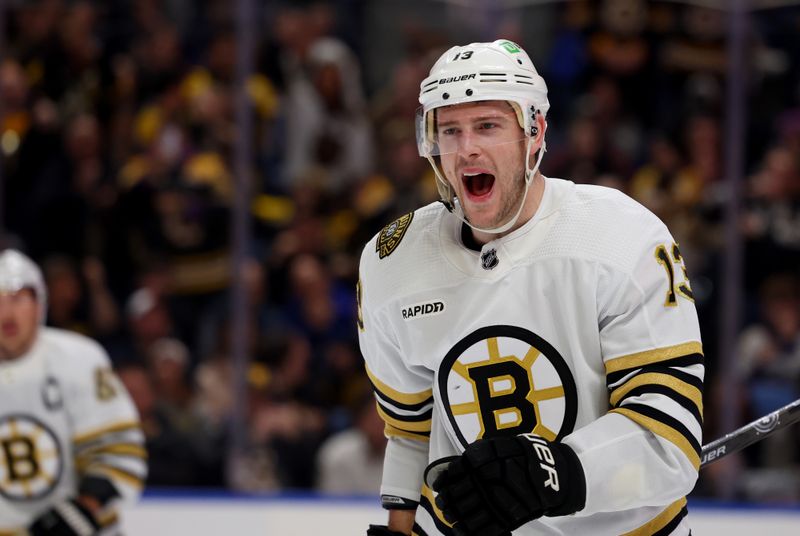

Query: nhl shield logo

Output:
[481, 248, 499, 270]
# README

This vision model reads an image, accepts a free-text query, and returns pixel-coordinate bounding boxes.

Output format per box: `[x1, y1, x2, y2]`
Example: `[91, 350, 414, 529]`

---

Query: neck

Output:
[0, 342, 33, 362]
[471, 172, 545, 245]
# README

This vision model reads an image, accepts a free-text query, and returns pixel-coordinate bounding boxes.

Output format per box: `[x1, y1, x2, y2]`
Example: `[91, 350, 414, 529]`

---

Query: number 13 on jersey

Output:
[655, 242, 694, 307]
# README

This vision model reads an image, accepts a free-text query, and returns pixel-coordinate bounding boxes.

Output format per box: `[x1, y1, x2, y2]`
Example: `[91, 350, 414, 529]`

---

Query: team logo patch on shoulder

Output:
[376, 212, 414, 259]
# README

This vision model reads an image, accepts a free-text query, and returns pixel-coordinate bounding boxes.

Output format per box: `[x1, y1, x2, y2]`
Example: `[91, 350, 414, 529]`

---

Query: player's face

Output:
[0, 288, 40, 361]
[436, 101, 528, 230]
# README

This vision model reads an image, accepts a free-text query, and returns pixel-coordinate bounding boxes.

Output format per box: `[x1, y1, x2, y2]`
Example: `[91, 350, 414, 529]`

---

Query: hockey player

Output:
[0, 249, 147, 535]
[358, 40, 704, 536]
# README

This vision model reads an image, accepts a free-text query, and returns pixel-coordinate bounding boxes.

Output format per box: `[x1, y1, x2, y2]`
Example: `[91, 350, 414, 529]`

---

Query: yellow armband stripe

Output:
[73, 421, 142, 445]
[605, 342, 703, 375]
[75, 442, 148, 460]
[82, 463, 146, 490]
[366, 365, 433, 407]
[610, 372, 703, 419]
[376, 403, 432, 433]
[419, 483, 453, 532]
[610, 407, 701, 470]
[621, 497, 687, 536]
[384, 423, 431, 442]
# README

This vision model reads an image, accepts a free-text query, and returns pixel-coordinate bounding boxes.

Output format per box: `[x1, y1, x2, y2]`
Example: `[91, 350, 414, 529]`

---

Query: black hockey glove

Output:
[28, 498, 100, 536]
[429, 434, 586, 536]
[366, 525, 409, 536]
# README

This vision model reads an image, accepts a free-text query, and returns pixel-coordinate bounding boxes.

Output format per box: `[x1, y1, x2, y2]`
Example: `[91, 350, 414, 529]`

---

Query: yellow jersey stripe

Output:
[621, 497, 687, 536]
[376, 404, 432, 433]
[611, 407, 701, 470]
[605, 342, 703, 374]
[365, 365, 433, 406]
[75, 442, 148, 460]
[610, 372, 703, 416]
[83, 464, 146, 490]
[73, 421, 141, 445]
[421, 484, 453, 528]
[385, 424, 431, 442]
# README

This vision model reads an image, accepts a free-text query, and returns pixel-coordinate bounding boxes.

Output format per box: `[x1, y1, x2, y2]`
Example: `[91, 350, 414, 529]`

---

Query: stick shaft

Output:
[700, 398, 800, 467]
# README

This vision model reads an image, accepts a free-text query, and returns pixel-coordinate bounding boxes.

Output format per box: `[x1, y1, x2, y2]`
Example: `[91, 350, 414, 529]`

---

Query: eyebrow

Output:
[437, 114, 513, 128]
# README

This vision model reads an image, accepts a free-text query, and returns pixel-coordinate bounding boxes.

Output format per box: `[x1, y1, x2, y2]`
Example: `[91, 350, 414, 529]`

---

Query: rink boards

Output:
[124, 492, 800, 535]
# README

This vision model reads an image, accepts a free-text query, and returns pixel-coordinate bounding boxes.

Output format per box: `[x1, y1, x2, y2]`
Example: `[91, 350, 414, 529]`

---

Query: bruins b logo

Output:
[0, 415, 63, 501]
[438, 325, 577, 448]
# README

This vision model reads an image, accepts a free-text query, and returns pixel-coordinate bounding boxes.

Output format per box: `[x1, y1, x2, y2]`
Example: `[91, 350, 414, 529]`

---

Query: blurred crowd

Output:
[1, 0, 799, 503]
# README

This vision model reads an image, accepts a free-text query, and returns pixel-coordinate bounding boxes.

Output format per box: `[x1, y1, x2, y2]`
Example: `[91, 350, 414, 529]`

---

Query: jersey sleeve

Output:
[563, 222, 704, 519]
[358, 248, 434, 505]
[64, 338, 147, 506]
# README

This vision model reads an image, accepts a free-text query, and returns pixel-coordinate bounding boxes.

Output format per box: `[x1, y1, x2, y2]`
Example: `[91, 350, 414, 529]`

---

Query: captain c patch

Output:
[376, 212, 413, 259]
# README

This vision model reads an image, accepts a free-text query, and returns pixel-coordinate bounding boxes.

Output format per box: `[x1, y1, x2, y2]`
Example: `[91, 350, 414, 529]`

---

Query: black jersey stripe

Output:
[611, 403, 701, 469]
[376, 399, 434, 423]
[419, 492, 454, 535]
[610, 369, 703, 423]
[365, 365, 433, 407]
[73, 421, 142, 446]
[605, 342, 702, 374]
[607, 353, 704, 387]
[82, 463, 146, 489]
[376, 404, 432, 433]
[621, 498, 687, 535]
[384, 424, 431, 441]
[372, 384, 434, 412]
[608, 365, 703, 391]
[653, 505, 688, 536]
[615, 384, 703, 426]
[411, 522, 429, 536]
[619, 403, 701, 453]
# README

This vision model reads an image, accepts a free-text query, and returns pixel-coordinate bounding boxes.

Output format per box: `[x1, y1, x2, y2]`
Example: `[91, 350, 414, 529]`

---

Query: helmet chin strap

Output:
[432, 137, 546, 236]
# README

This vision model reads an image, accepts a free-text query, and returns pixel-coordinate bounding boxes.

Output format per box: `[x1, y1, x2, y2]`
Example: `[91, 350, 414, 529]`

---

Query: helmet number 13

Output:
[655, 243, 694, 307]
[453, 51, 473, 61]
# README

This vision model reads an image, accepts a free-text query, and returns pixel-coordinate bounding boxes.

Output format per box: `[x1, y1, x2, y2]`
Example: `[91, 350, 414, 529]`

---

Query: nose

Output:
[456, 131, 482, 158]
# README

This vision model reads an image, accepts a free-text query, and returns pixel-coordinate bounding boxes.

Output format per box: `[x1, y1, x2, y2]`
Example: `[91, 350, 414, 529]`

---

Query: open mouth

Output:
[462, 172, 495, 198]
[1, 322, 18, 337]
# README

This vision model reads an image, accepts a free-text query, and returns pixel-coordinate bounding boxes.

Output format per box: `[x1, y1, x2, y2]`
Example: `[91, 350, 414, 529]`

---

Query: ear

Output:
[529, 114, 548, 157]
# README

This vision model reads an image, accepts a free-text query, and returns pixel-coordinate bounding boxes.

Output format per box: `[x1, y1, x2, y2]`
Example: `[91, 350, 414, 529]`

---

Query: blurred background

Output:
[1, 0, 799, 512]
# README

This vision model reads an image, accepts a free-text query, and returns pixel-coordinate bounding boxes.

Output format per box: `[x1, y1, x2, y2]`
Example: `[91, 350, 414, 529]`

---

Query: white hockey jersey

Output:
[358, 178, 704, 536]
[0, 327, 146, 533]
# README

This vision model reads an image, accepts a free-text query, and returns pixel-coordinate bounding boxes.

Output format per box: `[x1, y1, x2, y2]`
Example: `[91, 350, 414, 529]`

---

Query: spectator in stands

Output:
[118, 362, 223, 487]
[283, 37, 374, 193]
[735, 273, 800, 502]
[743, 145, 800, 288]
[316, 394, 386, 495]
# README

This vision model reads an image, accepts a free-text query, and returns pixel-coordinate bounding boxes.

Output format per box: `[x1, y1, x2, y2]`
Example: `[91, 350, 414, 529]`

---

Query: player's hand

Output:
[366, 525, 409, 536]
[428, 434, 586, 536]
[28, 498, 100, 536]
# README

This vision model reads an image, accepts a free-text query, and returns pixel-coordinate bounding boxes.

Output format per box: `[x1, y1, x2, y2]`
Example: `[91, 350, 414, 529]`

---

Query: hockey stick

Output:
[700, 397, 800, 467]
[424, 398, 800, 484]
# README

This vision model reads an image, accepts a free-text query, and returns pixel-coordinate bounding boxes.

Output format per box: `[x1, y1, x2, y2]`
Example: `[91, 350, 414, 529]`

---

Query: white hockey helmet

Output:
[416, 40, 549, 232]
[0, 249, 47, 318]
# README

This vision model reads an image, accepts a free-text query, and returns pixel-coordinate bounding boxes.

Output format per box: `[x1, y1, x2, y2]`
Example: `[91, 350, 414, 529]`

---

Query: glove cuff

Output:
[366, 524, 408, 536]
[546, 442, 586, 517]
[29, 498, 100, 536]
[79, 474, 121, 506]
